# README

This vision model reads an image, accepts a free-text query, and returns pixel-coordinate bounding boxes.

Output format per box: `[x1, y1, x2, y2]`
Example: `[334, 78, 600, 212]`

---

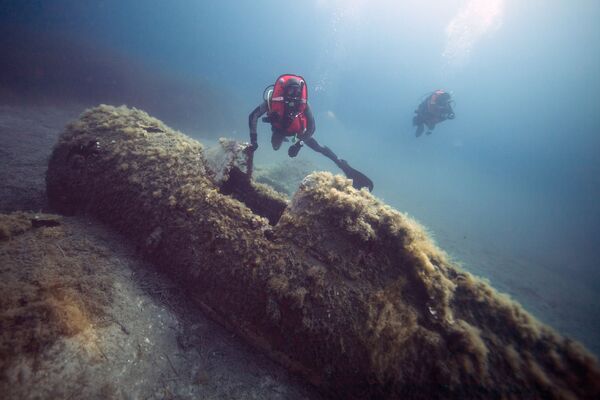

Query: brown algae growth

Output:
[45, 105, 600, 399]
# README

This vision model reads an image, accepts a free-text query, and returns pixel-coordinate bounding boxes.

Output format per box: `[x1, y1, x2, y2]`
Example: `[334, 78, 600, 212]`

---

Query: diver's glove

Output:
[288, 141, 303, 157]
[249, 132, 258, 152]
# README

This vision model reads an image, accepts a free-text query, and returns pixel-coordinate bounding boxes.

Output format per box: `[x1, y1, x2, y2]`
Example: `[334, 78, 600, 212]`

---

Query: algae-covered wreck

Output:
[46, 105, 600, 399]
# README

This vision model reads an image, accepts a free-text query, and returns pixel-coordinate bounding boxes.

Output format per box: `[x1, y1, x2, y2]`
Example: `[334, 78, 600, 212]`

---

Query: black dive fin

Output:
[337, 159, 374, 192]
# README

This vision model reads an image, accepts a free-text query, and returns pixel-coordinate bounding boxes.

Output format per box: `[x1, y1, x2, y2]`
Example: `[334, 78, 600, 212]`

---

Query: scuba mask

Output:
[283, 77, 304, 107]
[284, 85, 303, 119]
[284, 85, 302, 107]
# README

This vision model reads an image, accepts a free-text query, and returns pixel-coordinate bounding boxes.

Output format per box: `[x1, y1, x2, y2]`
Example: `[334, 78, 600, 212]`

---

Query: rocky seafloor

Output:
[1, 104, 599, 399]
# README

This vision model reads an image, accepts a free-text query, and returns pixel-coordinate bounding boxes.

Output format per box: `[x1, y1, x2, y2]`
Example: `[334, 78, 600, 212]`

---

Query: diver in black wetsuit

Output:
[248, 74, 373, 191]
[413, 89, 456, 137]
[248, 88, 340, 161]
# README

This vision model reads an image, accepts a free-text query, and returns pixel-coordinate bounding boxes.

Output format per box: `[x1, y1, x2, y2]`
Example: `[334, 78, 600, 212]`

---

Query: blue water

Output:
[3, 0, 599, 354]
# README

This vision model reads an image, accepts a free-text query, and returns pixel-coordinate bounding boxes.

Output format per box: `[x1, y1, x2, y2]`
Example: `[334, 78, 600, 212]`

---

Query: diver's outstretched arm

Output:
[248, 101, 268, 149]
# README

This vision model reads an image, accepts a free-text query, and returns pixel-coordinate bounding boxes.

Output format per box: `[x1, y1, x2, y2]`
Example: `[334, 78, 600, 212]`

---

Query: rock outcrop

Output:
[46, 105, 600, 399]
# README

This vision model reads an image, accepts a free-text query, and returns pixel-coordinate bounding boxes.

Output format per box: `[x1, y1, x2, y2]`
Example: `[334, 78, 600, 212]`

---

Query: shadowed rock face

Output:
[46, 105, 600, 399]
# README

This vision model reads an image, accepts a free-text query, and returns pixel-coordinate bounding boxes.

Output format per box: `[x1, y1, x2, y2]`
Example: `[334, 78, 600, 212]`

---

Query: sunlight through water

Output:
[443, 0, 504, 67]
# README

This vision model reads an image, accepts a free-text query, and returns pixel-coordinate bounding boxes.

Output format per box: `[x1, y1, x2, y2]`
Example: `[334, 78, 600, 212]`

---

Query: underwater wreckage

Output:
[46, 105, 600, 399]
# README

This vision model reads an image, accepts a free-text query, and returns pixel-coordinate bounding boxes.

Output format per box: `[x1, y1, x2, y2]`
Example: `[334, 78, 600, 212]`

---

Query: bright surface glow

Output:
[443, 0, 505, 67]
[314, 0, 506, 76]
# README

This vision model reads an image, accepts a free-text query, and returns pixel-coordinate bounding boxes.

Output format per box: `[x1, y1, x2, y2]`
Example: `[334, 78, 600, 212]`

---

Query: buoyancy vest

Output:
[428, 90, 446, 110]
[267, 74, 308, 135]
[427, 89, 448, 122]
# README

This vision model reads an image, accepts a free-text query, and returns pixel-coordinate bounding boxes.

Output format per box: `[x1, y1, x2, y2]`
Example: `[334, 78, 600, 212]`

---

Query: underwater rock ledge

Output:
[46, 105, 600, 399]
